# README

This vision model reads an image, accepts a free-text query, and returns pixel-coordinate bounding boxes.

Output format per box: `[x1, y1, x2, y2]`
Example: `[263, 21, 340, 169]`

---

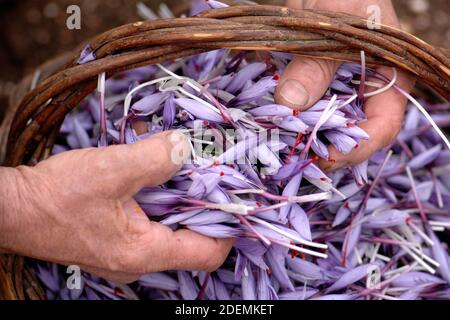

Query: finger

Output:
[117, 201, 234, 274]
[123, 220, 234, 274]
[82, 130, 191, 200]
[275, 57, 341, 111]
[318, 116, 400, 172]
[319, 67, 413, 172]
[167, 229, 235, 272]
[78, 264, 140, 284]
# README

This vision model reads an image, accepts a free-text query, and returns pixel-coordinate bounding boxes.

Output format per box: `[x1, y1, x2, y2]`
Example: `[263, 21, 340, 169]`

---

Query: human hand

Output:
[276, 0, 415, 171]
[0, 131, 233, 283]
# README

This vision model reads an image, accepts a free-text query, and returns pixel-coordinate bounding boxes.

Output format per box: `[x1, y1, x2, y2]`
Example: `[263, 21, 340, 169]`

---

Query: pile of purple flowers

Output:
[34, 1, 450, 300]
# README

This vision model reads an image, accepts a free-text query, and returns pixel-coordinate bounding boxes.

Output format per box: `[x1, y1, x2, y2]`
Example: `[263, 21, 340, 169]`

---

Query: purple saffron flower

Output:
[288, 204, 312, 241]
[175, 98, 224, 123]
[391, 272, 446, 287]
[272, 116, 308, 133]
[178, 271, 199, 300]
[363, 209, 408, 228]
[325, 264, 378, 293]
[226, 62, 267, 94]
[187, 224, 239, 238]
[205, 0, 229, 9]
[408, 144, 442, 170]
[163, 93, 176, 130]
[249, 104, 293, 117]
[266, 245, 295, 291]
[241, 262, 257, 300]
[132, 92, 167, 115]
[351, 160, 369, 185]
[77, 44, 96, 64]
[228, 76, 277, 106]
[324, 131, 358, 155]
[139, 273, 179, 291]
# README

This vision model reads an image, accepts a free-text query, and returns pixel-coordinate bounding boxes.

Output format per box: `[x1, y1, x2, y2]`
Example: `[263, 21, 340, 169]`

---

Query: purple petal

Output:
[249, 104, 293, 117]
[139, 273, 179, 291]
[288, 204, 312, 241]
[78, 44, 96, 64]
[351, 160, 369, 185]
[272, 116, 308, 133]
[241, 262, 257, 300]
[257, 268, 278, 300]
[286, 257, 328, 280]
[178, 271, 199, 300]
[325, 264, 378, 293]
[187, 224, 239, 238]
[229, 76, 277, 106]
[163, 94, 176, 130]
[408, 145, 442, 170]
[181, 210, 236, 225]
[132, 93, 167, 115]
[266, 245, 295, 291]
[324, 131, 358, 155]
[363, 209, 408, 228]
[391, 272, 446, 287]
[429, 230, 450, 283]
[212, 275, 231, 300]
[174, 98, 224, 123]
[226, 62, 266, 93]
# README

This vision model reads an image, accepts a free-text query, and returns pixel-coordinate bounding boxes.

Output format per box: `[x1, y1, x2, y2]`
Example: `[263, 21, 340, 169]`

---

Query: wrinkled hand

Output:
[276, 0, 415, 171]
[0, 131, 233, 283]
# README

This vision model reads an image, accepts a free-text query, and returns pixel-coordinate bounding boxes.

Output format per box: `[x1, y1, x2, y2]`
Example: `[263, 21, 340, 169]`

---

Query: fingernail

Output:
[279, 79, 309, 109]
[169, 130, 191, 165]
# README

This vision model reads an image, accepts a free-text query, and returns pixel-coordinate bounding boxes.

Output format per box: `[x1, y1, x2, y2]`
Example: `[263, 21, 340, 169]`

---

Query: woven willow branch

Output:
[1, 4, 449, 300]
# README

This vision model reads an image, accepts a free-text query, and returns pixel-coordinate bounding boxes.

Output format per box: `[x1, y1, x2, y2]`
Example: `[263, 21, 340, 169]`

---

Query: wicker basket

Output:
[0, 4, 449, 300]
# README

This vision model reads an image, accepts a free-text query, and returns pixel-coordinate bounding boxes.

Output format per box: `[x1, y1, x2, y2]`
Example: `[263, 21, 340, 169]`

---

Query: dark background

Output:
[0, 0, 448, 85]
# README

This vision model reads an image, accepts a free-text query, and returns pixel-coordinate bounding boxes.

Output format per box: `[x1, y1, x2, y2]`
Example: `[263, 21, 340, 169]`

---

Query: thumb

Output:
[90, 130, 191, 200]
[275, 57, 341, 111]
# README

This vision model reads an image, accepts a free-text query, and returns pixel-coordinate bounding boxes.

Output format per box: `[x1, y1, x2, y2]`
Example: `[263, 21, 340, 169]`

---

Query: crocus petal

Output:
[140, 273, 179, 291]
[332, 203, 352, 227]
[163, 93, 176, 130]
[288, 204, 312, 241]
[206, 0, 229, 9]
[73, 117, 92, 148]
[272, 116, 308, 133]
[325, 264, 379, 293]
[175, 98, 224, 123]
[351, 160, 369, 185]
[78, 44, 96, 64]
[429, 230, 450, 283]
[212, 275, 231, 300]
[241, 262, 257, 300]
[178, 271, 199, 300]
[188, 224, 239, 238]
[286, 257, 327, 280]
[363, 209, 408, 228]
[229, 76, 277, 106]
[217, 134, 258, 164]
[391, 272, 446, 287]
[257, 268, 278, 300]
[226, 62, 266, 93]
[311, 138, 330, 159]
[324, 131, 358, 155]
[304, 163, 332, 192]
[181, 210, 236, 225]
[266, 245, 295, 291]
[249, 104, 294, 117]
[336, 125, 370, 140]
[407, 144, 442, 170]
[187, 172, 222, 198]
[132, 92, 167, 115]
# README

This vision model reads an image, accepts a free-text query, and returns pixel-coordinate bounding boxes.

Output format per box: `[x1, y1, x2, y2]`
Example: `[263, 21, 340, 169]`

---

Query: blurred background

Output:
[0, 0, 448, 87]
